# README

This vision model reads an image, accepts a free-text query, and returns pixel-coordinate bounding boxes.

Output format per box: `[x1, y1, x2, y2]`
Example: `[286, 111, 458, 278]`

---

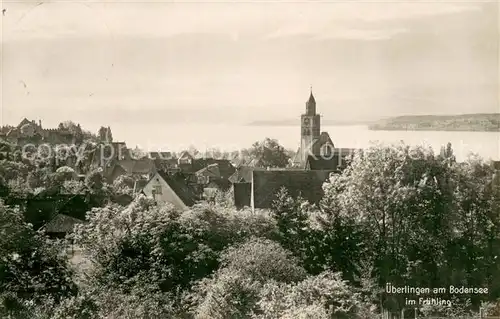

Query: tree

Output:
[112, 175, 135, 196]
[72, 196, 277, 301]
[0, 201, 77, 317]
[190, 238, 372, 319]
[85, 168, 104, 192]
[320, 143, 500, 310]
[257, 271, 367, 319]
[190, 238, 307, 318]
[248, 138, 290, 168]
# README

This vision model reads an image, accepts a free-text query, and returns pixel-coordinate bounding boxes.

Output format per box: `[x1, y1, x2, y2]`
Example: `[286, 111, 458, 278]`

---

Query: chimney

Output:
[39, 120, 42, 128]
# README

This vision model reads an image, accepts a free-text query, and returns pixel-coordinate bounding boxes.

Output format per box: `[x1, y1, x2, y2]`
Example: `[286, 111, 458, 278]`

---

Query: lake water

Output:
[113, 124, 500, 162]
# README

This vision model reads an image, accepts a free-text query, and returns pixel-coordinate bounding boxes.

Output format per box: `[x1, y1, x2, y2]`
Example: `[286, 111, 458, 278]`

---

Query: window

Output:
[153, 185, 162, 195]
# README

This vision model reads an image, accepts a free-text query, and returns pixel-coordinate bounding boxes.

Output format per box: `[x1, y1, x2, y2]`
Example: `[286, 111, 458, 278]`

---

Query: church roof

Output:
[306, 156, 341, 171]
[307, 91, 316, 104]
[318, 132, 334, 148]
[251, 170, 335, 209]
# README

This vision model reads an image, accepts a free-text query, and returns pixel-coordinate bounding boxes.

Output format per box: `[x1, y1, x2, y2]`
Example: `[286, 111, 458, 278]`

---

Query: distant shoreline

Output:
[247, 113, 500, 132]
[368, 113, 500, 132]
[246, 120, 373, 127]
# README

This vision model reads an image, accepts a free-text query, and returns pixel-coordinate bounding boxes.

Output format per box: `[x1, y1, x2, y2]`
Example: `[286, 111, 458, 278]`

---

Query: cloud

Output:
[2, 1, 483, 41]
[312, 28, 408, 41]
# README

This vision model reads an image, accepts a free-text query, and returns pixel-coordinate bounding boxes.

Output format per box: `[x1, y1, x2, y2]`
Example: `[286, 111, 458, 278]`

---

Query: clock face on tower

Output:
[303, 118, 310, 125]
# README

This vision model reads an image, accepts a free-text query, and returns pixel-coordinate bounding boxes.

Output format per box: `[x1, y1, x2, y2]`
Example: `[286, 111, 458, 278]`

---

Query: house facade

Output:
[142, 171, 199, 211]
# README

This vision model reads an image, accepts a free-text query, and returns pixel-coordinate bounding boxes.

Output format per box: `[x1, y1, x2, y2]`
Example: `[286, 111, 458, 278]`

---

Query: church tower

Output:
[300, 88, 321, 164]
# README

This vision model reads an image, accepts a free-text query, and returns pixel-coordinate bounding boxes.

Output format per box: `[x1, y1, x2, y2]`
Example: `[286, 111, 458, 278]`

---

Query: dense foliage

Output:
[0, 141, 499, 318]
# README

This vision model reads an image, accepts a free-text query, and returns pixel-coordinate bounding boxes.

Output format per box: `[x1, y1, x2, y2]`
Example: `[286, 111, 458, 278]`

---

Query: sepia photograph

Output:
[0, 0, 499, 318]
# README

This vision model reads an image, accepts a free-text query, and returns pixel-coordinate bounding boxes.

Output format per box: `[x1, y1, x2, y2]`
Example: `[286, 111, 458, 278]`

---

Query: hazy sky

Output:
[1, 0, 498, 129]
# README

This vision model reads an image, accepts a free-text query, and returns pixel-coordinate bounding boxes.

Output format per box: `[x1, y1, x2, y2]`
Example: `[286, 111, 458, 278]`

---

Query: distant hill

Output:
[368, 113, 500, 132]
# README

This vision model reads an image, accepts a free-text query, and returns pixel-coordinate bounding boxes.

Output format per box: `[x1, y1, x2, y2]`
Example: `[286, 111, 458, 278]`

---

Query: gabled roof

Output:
[178, 151, 194, 160]
[149, 151, 174, 160]
[251, 170, 335, 209]
[196, 163, 221, 178]
[6, 129, 19, 138]
[229, 166, 263, 183]
[318, 132, 334, 148]
[306, 156, 340, 171]
[17, 118, 32, 129]
[133, 179, 149, 193]
[230, 157, 248, 167]
[248, 158, 262, 167]
[206, 179, 231, 191]
[41, 214, 85, 233]
[115, 159, 156, 175]
[188, 159, 236, 179]
[112, 193, 134, 206]
[156, 171, 199, 207]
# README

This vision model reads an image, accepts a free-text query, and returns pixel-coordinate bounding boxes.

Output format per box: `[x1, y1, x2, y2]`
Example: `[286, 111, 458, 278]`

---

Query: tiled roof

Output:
[133, 179, 149, 193]
[157, 171, 199, 207]
[252, 170, 335, 209]
[112, 193, 134, 206]
[149, 152, 175, 160]
[306, 156, 340, 171]
[318, 132, 334, 148]
[229, 166, 264, 183]
[116, 159, 156, 175]
[196, 163, 221, 178]
[189, 159, 235, 179]
[178, 151, 194, 160]
[42, 214, 85, 233]
[206, 179, 231, 191]
[230, 157, 247, 167]
[248, 158, 262, 167]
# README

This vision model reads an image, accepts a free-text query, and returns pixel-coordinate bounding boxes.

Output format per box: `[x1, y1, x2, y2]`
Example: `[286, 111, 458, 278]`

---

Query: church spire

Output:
[306, 87, 316, 115]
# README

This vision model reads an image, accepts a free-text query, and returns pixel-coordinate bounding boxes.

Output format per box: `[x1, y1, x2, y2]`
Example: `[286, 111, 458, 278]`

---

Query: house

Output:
[196, 163, 221, 182]
[233, 182, 252, 208]
[178, 151, 194, 165]
[149, 151, 178, 170]
[179, 158, 235, 178]
[40, 214, 85, 239]
[105, 158, 157, 183]
[132, 179, 149, 194]
[492, 160, 500, 171]
[111, 193, 134, 206]
[229, 166, 264, 184]
[142, 171, 199, 211]
[241, 169, 336, 211]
